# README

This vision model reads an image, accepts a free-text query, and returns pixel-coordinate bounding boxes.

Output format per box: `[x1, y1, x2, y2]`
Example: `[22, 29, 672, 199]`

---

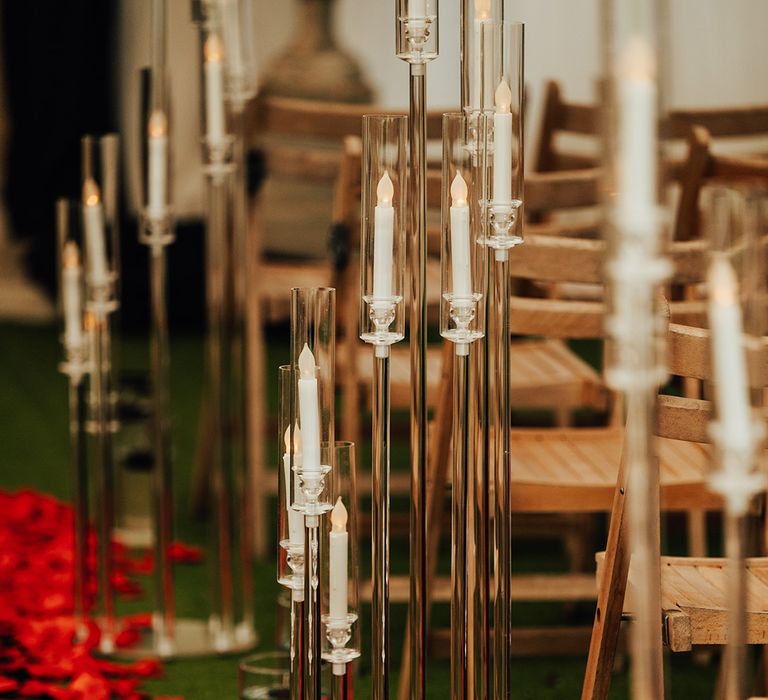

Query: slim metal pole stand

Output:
[304, 519, 322, 700]
[205, 163, 236, 650]
[332, 668, 351, 700]
[452, 350, 470, 699]
[142, 220, 176, 656]
[290, 597, 305, 700]
[492, 255, 511, 699]
[90, 306, 117, 655]
[408, 60, 428, 700]
[372, 352, 391, 700]
[724, 511, 747, 700]
[62, 358, 89, 641]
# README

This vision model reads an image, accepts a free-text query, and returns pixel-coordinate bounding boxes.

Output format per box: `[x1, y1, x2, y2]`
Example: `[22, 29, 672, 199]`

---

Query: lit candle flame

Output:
[283, 423, 303, 453]
[204, 34, 224, 63]
[82, 178, 101, 207]
[83, 310, 96, 332]
[298, 343, 316, 379]
[450, 171, 468, 207]
[376, 171, 394, 207]
[331, 497, 347, 532]
[476, 0, 491, 20]
[495, 78, 512, 114]
[63, 241, 80, 269]
[620, 36, 656, 83]
[148, 110, 168, 138]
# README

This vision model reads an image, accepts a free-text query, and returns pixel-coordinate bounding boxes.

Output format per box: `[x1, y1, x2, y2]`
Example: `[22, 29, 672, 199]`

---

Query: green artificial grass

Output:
[0, 322, 724, 698]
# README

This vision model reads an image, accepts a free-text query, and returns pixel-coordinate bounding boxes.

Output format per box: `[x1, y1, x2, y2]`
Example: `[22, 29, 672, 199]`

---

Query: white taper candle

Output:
[204, 34, 226, 144]
[492, 79, 513, 205]
[82, 178, 109, 287]
[62, 242, 83, 350]
[329, 497, 349, 619]
[147, 110, 168, 218]
[373, 171, 395, 299]
[708, 255, 752, 458]
[298, 344, 321, 476]
[450, 172, 472, 299]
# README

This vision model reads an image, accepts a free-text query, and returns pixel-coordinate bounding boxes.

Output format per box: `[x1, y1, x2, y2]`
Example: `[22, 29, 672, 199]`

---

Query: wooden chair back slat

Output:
[509, 234, 603, 285]
[665, 106, 768, 140]
[525, 169, 601, 214]
[656, 395, 712, 443]
[509, 297, 603, 338]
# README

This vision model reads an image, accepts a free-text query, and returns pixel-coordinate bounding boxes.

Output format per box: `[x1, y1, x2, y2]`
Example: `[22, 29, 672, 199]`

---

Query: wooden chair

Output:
[582, 155, 768, 700]
[581, 321, 768, 700]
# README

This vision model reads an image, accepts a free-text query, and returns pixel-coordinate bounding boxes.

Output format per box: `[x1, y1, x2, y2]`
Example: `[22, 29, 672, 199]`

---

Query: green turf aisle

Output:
[0, 323, 720, 698]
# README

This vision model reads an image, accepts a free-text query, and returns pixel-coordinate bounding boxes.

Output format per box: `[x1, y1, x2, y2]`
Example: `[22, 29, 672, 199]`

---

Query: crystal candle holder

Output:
[360, 115, 408, 357]
[396, 0, 439, 64]
[440, 113, 487, 355]
[321, 442, 361, 676]
[475, 21, 525, 260]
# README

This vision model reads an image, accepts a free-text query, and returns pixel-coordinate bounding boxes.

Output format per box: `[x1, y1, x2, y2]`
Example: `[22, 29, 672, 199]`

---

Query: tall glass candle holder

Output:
[360, 115, 407, 357]
[601, 3, 670, 698]
[81, 135, 121, 655]
[360, 114, 406, 700]
[290, 287, 336, 700]
[217, 0, 258, 112]
[440, 112, 486, 700]
[704, 186, 768, 700]
[56, 199, 90, 643]
[477, 20, 525, 259]
[321, 442, 361, 696]
[395, 4, 439, 698]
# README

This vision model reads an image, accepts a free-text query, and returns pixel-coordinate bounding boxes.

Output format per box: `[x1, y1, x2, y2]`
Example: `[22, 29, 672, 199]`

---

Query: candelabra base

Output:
[105, 617, 258, 659]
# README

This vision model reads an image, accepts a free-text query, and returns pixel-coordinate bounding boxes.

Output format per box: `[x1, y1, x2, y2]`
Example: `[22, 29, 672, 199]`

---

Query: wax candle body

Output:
[409, 0, 427, 17]
[62, 243, 83, 350]
[373, 172, 394, 299]
[492, 80, 513, 204]
[147, 111, 168, 218]
[450, 172, 472, 299]
[204, 35, 226, 144]
[617, 38, 657, 236]
[329, 498, 348, 619]
[298, 344, 321, 475]
[82, 179, 109, 287]
[708, 256, 752, 456]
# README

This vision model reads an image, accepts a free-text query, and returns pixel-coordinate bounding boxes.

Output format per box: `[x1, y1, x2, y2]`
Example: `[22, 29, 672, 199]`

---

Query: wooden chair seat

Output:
[511, 429, 720, 513]
[355, 338, 606, 413]
[596, 553, 768, 650]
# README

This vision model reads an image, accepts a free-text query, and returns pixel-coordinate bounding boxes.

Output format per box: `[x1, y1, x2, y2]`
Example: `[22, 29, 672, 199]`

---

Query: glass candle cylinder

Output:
[290, 287, 336, 516]
[440, 113, 487, 355]
[81, 134, 121, 306]
[360, 115, 408, 357]
[462, 0, 504, 113]
[238, 651, 291, 699]
[477, 21, 525, 259]
[321, 441, 361, 676]
[277, 363, 306, 598]
[218, 0, 258, 110]
[56, 199, 87, 363]
[395, 0, 439, 63]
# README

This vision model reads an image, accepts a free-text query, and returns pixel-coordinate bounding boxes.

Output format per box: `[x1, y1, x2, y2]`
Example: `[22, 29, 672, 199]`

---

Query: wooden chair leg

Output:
[581, 456, 630, 700]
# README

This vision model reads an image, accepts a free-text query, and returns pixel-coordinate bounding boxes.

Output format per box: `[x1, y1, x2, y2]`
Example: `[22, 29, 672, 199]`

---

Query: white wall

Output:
[118, 0, 768, 218]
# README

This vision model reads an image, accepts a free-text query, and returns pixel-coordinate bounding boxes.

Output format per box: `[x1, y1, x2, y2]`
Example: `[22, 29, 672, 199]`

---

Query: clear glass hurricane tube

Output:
[396, 3, 439, 695]
[440, 112, 486, 699]
[602, 2, 668, 698]
[460, 0, 504, 113]
[360, 113, 406, 700]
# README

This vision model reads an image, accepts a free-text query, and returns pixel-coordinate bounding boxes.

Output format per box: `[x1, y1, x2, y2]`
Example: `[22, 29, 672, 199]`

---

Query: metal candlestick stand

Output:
[360, 114, 407, 700]
[80, 134, 121, 655]
[56, 200, 91, 642]
[395, 3, 439, 696]
[603, 2, 669, 696]
[290, 287, 336, 700]
[440, 112, 487, 700]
